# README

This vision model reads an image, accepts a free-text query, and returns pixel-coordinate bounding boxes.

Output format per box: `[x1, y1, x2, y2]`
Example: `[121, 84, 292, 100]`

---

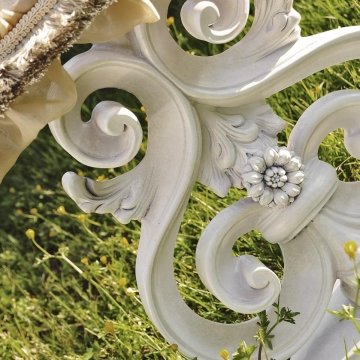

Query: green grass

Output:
[0, 1, 359, 359]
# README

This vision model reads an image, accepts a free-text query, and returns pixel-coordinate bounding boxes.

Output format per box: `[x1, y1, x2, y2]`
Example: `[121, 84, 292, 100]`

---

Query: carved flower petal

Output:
[275, 147, 292, 166]
[264, 147, 278, 167]
[249, 182, 265, 198]
[287, 171, 305, 184]
[248, 156, 266, 173]
[259, 188, 273, 206]
[284, 156, 302, 172]
[242, 164, 253, 173]
[282, 183, 301, 197]
[242, 171, 263, 185]
[273, 189, 289, 207]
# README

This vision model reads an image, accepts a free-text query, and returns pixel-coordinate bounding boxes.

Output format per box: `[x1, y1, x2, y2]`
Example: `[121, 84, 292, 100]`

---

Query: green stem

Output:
[352, 258, 360, 317]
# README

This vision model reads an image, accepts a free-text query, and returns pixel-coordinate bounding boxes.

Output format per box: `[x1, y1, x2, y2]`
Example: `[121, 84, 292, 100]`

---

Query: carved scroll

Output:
[49, 1, 360, 359]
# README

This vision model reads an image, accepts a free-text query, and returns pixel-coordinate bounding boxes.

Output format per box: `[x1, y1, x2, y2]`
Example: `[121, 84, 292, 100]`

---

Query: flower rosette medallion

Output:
[243, 147, 305, 208]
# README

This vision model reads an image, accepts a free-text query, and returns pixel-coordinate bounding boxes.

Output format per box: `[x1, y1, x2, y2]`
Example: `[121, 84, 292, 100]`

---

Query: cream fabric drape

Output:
[0, 60, 76, 181]
[78, 0, 159, 43]
[0, 0, 159, 183]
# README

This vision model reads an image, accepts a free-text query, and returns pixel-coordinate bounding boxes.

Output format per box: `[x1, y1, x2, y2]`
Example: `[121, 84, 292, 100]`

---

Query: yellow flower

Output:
[344, 240, 358, 260]
[96, 174, 107, 182]
[166, 16, 174, 27]
[120, 237, 129, 246]
[56, 205, 66, 215]
[30, 208, 38, 215]
[100, 255, 108, 265]
[77, 214, 87, 223]
[118, 277, 128, 288]
[35, 184, 42, 192]
[219, 348, 230, 360]
[25, 228, 35, 241]
[104, 321, 115, 335]
[81, 257, 89, 266]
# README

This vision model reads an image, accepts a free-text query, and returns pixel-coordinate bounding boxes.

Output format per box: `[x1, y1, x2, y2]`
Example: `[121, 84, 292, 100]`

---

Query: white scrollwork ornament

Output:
[49, 1, 360, 359]
[242, 147, 305, 208]
[130, 0, 360, 106]
[180, 0, 250, 44]
[196, 102, 285, 196]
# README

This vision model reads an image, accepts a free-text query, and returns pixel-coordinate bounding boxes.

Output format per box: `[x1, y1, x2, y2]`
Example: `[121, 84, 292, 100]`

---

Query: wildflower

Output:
[81, 257, 89, 266]
[104, 321, 115, 334]
[140, 105, 146, 113]
[25, 229, 35, 241]
[166, 16, 174, 27]
[35, 184, 42, 192]
[30, 208, 38, 215]
[96, 174, 107, 182]
[100, 255, 108, 265]
[77, 170, 85, 177]
[56, 205, 66, 215]
[120, 237, 129, 246]
[219, 348, 230, 360]
[125, 287, 137, 297]
[344, 240, 358, 260]
[77, 214, 87, 223]
[118, 277, 128, 288]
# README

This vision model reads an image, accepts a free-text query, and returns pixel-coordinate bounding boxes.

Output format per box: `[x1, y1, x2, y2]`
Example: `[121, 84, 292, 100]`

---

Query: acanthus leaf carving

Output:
[197, 102, 284, 197]
[48, 1, 360, 358]
[62, 165, 155, 224]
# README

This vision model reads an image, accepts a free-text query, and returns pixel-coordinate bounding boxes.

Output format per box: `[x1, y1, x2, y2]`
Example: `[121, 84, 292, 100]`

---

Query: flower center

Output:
[264, 166, 287, 188]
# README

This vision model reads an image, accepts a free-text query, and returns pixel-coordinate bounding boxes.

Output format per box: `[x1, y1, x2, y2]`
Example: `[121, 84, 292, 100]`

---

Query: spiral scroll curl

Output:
[51, 0, 360, 357]
[131, 0, 360, 106]
[180, 0, 250, 44]
[50, 99, 143, 169]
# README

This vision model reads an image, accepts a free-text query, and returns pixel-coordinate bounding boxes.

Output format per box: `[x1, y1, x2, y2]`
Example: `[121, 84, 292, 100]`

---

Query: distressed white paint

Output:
[49, 1, 360, 359]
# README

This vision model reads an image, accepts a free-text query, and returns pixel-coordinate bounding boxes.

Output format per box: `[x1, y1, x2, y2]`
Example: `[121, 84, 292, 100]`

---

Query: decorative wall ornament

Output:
[180, 0, 250, 44]
[196, 103, 284, 197]
[242, 147, 304, 208]
[49, 1, 360, 359]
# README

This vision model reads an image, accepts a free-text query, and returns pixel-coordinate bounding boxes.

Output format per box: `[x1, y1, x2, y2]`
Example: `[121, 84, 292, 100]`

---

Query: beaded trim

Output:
[0, 0, 57, 62]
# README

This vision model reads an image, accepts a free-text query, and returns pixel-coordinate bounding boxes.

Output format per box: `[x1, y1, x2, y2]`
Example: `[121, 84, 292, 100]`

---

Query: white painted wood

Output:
[49, 1, 360, 359]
